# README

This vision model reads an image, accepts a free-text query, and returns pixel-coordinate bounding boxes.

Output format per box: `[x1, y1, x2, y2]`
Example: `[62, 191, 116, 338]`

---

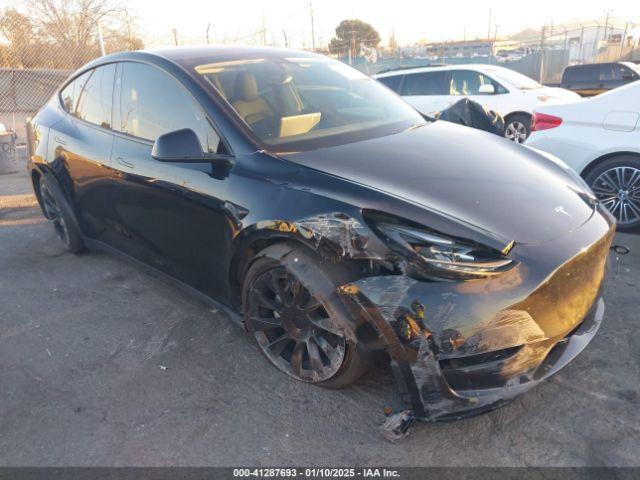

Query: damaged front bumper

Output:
[338, 206, 615, 437]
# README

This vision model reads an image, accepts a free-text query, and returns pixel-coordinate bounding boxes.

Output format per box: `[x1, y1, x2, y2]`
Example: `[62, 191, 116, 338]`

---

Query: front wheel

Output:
[242, 243, 370, 388]
[504, 114, 531, 143]
[584, 155, 640, 230]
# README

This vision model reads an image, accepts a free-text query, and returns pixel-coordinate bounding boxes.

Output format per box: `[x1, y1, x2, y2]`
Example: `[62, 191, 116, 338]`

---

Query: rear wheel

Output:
[39, 176, 85, 253]
[242, 243, 370, 388]
[504, 114, 531, 143]
[584, 155, 640, 230]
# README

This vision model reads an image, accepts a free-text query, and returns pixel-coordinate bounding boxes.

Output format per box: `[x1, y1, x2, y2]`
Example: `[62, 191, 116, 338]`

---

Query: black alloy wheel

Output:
[247, 266, 346, 382]
[242, 243, 370, 388]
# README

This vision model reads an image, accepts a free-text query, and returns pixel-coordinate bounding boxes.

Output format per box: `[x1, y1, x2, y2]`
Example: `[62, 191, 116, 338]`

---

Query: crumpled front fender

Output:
[337, 208, 614, 439]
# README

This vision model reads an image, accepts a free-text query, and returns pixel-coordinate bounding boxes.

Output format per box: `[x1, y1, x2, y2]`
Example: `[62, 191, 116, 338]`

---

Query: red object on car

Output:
[531, 112, 563, 131]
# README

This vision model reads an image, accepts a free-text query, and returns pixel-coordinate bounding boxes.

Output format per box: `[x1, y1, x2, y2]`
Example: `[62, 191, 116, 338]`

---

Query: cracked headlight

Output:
[377, 223, 514, 279]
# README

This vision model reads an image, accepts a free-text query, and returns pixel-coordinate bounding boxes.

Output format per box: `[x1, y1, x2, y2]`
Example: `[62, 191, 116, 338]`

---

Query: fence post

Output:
[539, 25, 546, 83]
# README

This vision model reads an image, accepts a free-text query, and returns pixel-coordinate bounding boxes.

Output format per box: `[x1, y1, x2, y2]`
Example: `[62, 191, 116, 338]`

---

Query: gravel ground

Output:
[1, 169, 639, 467]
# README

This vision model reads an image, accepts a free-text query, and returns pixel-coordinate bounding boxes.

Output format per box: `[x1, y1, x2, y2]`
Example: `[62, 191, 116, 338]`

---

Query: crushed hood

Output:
[282, 121, 595, 245]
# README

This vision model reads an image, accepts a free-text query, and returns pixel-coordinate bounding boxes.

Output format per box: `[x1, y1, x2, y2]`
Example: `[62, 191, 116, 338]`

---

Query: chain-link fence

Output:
[1, 1, 639, 144]
[0, 0, 142, 142]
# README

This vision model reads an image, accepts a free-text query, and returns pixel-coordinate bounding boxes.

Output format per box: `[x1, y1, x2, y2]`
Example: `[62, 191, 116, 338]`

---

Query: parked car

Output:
[559, 62, 640, 97]
[27, 47, 614, 432]
[374, 64, 579, 143]
[526, 80, 640, 229]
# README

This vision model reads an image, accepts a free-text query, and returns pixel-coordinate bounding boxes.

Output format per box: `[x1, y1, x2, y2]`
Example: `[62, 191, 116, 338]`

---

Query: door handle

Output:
[116, 157, 135, 168]
[54, 136, 67, 145]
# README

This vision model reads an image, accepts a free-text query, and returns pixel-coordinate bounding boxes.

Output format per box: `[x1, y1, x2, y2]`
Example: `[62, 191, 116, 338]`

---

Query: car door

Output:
[400, 71, 450, 115]
[50, 64, 117, 242]
[448, 69, 502, 114]
[108, 61, 234, 299]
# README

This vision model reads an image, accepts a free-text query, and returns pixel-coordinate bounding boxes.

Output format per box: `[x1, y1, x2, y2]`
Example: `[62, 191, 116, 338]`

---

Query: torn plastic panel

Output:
[337, 210, 614, 441]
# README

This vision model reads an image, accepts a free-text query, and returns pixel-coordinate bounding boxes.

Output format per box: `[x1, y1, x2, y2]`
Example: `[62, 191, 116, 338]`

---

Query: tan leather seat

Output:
[231, 72, 273, 126]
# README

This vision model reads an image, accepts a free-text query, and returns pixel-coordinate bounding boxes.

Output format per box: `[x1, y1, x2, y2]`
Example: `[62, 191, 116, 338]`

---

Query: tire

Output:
[504, 114, 531, 144]
[584, 155, 640, 230]
[242, 243, 370, 388]
[38, 175, 86, 253]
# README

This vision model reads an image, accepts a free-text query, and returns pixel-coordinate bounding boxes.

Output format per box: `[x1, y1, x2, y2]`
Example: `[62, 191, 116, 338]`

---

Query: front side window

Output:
[449, 70, 497, 95]
[117, 62, 221, 153]
[194, 56, 424, 151]
[401, 72, 448, 96]
[602, 64, 637, 81]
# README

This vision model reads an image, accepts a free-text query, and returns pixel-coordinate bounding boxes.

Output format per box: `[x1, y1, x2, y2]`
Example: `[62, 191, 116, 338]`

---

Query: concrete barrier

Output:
[0, 132, 18, 174]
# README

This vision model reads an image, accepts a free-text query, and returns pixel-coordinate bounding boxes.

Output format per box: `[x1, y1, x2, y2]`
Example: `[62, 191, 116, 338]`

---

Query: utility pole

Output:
[487, 9, 492, 40]
[283, 29, 289, 48]
[125, 9, 133, 49]
[172, 28, 178, 46]
[620, 21, 629, 57]
[309, 1, 316, 51]
[463, 25, 466, 56]
[206, 23, 211, 44]
[262, 14, 267, 45]
[539, 25, 546, 83]
[97, 21, 106, 56]
[578, 26, 584, 62]
[491, 24, 498, 63]
[350, 29, 356, 65]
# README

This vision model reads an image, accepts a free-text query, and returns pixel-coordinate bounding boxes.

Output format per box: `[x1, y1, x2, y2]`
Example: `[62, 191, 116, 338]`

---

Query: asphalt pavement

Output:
[1, 169, 639, 466]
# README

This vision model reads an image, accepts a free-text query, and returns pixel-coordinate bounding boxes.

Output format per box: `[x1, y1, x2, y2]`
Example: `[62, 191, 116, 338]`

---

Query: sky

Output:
[125, 0, 639, 48]
[2, 0, 639, 48]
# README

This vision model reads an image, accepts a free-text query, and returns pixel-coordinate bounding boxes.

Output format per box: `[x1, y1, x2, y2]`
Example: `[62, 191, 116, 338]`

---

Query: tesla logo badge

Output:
[554, 206, 571, 217]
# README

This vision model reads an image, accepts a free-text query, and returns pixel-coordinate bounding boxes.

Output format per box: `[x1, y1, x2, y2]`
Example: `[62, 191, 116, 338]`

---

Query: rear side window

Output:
[60, 65, 116, 129]
[377, 75, 403, 93]
[401, 71, 447, 95]
[116, 62, 221, 153]
[75, 64, 116, 128]
[563, 65, 598, 83]
[60, 71, 90, 114]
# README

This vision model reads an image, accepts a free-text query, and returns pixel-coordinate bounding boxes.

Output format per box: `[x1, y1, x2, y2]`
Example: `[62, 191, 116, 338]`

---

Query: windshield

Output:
[489, 67, 542, 90]
[194, 56, 424, 151]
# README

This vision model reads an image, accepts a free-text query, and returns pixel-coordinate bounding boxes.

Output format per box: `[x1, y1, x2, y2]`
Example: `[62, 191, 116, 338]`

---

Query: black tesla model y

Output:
[27, 46, 615, 436]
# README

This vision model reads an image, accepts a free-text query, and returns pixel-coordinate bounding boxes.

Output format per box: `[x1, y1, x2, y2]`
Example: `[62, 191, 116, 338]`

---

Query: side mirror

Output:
[478, 84, 495, 95]
[152, 128, 205, 162]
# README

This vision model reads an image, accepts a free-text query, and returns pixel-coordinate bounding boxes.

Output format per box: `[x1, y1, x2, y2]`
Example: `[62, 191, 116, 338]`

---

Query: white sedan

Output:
[526, 80, 640, 229]
[374, 64, 579, 143]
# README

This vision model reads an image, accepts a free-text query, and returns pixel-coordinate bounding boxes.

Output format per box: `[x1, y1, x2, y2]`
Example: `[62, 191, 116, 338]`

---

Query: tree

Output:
[0, 9, 39, 67]
[0, 0, 143, 69]
[328, 19, 380, 57]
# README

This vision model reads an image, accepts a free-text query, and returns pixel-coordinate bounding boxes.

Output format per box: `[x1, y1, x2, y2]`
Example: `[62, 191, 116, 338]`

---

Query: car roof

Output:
[374, 63, 508, 78]
[149, 45, 321, 63]
[83, 45, 326, 75]
[565, 61, 634, 69]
